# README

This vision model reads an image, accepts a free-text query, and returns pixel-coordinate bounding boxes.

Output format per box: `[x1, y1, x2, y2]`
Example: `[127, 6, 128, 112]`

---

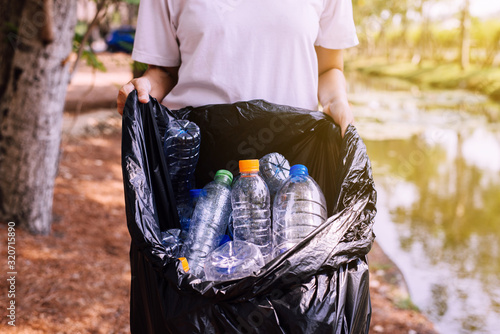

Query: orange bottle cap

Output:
[178, 257, 189, 272]
[239, 159, 259, 173]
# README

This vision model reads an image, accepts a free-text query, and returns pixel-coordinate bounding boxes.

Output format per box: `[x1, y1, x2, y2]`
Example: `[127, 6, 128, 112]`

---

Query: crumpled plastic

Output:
[122, 91, 377, 333]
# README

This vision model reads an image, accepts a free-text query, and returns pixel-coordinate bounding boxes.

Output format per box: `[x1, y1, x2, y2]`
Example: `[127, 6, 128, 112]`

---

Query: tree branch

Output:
[69, 0, 109, 79]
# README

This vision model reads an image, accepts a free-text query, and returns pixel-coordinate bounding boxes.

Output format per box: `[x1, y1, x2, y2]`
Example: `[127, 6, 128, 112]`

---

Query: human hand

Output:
[117, 77, 152, 115]
[323, 100, 354, 138]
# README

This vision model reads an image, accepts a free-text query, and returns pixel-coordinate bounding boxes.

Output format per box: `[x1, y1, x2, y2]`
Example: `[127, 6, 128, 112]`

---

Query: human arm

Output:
[116, 65, 179, 115]
[316, 46, 353, 138]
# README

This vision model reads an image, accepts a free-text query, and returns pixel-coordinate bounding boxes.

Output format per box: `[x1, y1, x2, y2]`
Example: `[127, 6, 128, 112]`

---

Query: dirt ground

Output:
[0, 53, 438, 333]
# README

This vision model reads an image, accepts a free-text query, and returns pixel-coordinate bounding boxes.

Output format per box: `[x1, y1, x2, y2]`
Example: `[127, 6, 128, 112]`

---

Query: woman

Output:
[117, 0, 358, 137]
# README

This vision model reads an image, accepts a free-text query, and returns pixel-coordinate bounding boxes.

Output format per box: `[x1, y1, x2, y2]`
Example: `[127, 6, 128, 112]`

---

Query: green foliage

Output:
[396, 297, 420, 311]
[82, 50, 107, 72]
[74, 21, 88, 37]
[351, 58, 500, 102]
[73, 26, 106, 72]
[471, 19, 500, 49]
[432, 28, 459, 49]
[2, 21, 19, 46]
[2, 21, 19, 35]
[132, 61, 148, 73]
[132, 61, 148, 79]
[72, 0, 140, 73]
[370, 262, 393, 271]
[351, 0, 499, 67]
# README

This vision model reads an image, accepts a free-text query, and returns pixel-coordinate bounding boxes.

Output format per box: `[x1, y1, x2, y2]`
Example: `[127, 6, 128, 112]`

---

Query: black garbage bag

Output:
[122, 91, 377, 334]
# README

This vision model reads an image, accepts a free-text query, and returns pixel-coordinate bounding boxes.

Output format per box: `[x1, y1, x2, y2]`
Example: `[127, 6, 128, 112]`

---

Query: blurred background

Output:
[0, 0, 498, 333]
[347, 1, 500, 333]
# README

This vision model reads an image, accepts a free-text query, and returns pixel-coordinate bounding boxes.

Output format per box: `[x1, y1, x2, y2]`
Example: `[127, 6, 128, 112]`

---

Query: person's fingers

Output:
[341, 123, 347, 138]
[117, 78, 153, 115]
[132, 78, 152, 104]
[117, 82, 135, 115]
[322, 102, 353, 138]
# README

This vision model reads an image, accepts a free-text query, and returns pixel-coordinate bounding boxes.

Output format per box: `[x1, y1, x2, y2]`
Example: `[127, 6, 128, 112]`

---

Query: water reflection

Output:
[348, 72, 500, 333]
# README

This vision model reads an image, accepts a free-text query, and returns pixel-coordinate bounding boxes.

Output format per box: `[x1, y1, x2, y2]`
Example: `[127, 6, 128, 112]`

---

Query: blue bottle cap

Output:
[290, 164, 308, 176]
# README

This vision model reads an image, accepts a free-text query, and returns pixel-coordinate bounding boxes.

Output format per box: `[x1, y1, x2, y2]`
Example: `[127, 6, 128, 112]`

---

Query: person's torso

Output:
[164, 0, 325, 110]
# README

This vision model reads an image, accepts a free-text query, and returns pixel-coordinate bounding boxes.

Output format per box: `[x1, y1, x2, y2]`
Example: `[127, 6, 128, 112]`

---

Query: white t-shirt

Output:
[132, 0, 358, 111]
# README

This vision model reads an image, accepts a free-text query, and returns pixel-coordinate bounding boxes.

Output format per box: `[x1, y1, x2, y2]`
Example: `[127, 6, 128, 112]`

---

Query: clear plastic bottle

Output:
[231, 160, 272, 262]
[163, 119, 201, 209]
[218, 234, 231, 247]
[204, 240, 265, 281]
[160, 229, 184, 258]
[182, 170, 233, 277]
[177, 188, 206, 237]
[259, 152, 290, 200]
[272, 164, 327, 256]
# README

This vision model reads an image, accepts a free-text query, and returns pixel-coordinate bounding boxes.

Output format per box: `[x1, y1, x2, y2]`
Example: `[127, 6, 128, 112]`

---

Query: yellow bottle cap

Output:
[178, 257, 189, 272]
[239, 159, 259, 173]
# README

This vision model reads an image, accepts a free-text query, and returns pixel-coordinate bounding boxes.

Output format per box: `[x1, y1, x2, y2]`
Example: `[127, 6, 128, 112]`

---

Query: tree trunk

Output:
[418, 1, 430, 66]
[483, 31, 500, 67]
[0, 0, 77, 234]
[459, 0, 471, 70]
[400, 11, 410, 60]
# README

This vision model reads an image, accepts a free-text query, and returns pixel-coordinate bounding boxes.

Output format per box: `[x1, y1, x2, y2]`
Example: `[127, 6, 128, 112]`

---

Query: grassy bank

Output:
[347, 57, 500, 103]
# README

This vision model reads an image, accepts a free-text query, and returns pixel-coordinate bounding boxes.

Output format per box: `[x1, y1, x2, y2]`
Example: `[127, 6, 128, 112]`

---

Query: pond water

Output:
[347, 71, 500, 334]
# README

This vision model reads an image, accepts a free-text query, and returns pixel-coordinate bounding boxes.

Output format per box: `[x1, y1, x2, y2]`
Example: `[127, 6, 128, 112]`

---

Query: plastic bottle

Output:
[177, 188, 206, 237]
[160, 229, 184, 258]
[259, 152, 290, 200]
[204, 240, 265, 281]
[182, 170, 233, 277]
[218, 234, 231, 246]
[272, 164, 327, 256]
[231, 160, 272, 262]
[163, 119, 201, 209]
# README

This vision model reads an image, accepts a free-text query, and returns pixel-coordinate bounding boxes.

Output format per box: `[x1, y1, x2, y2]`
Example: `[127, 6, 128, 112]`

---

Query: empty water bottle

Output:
[273, 164, 327, 256]
[204, 240, 265, 281]
[177, 188, 206, 236]
[259, 152, 290, 200]
[182, 170, 233, 277]
[160, 229, 184, 258]
[231, 160, 272, 262]
[219, 234, 231, 247]
[163, 119, 201, 209]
